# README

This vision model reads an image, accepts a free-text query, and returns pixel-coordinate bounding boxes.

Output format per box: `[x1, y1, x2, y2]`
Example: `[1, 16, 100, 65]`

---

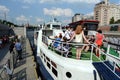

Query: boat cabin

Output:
[69, 20, 99, 35]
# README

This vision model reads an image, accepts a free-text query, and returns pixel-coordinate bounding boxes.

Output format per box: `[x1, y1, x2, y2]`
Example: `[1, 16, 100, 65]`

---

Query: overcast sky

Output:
[0, 0, 119, 25]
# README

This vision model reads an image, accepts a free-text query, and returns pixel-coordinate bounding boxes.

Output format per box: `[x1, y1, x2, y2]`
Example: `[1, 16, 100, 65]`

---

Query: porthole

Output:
[66, 72, 72, 78]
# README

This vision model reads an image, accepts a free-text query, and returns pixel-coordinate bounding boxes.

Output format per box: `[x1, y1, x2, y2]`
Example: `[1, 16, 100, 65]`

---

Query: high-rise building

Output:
[94, 0, 120, 26]
[72, 13, 83, 22]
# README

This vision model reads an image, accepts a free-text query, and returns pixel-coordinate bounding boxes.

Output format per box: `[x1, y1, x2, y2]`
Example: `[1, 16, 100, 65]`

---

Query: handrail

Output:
[105, 41, 120, 47]
[48, 35, 120, 58]
[92, 44, 120, 61]
[48, 36, 90, 46]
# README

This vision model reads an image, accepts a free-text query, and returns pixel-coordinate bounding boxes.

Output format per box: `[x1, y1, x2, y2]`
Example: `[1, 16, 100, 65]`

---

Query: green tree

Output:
[115, 19, 120, 24]
[109, 17, 115, 24]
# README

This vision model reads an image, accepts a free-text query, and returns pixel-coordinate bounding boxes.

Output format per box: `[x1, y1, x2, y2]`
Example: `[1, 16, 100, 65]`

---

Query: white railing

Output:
[46, 35, 120, 60]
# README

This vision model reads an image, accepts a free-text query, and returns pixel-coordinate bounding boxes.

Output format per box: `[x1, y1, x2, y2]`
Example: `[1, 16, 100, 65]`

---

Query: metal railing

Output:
[0, 61, 12, 80]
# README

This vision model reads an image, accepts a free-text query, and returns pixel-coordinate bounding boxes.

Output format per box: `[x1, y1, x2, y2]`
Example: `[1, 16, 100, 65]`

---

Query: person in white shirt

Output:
[64, 26, 71, 41]
[68, 24, 90, 59]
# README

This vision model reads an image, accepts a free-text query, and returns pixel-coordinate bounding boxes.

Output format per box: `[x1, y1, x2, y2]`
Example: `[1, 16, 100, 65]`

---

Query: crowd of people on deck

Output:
[51, 24, 105, 59]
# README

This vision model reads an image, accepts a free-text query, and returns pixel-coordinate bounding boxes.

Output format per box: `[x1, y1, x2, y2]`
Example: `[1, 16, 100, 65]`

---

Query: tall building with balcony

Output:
[94, 0, 120, 26]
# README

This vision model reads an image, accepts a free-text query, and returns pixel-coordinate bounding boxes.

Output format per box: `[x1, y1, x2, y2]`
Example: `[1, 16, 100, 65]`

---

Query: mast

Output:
[104, 0, 109, 5]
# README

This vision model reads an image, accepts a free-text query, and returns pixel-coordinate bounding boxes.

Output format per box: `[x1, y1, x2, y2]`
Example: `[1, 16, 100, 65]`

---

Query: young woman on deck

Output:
[94, 29, 105, 57]
[68, 24, 90, 59]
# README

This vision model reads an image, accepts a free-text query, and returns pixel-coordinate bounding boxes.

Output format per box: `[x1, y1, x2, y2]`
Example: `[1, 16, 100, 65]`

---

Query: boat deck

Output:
[48, 45, 106, 61]
[93, 61, 120, 80]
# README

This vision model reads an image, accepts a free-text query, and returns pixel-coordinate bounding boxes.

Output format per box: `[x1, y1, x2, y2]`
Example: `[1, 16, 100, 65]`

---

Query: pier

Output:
[0, 26, 39, 80]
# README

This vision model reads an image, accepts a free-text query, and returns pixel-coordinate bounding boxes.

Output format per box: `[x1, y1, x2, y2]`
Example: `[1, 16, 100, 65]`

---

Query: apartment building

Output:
[94, 0, 120, 26]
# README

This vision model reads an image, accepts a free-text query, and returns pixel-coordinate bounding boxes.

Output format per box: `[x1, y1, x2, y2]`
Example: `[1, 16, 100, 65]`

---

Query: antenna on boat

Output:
[51, 15, 58, 22]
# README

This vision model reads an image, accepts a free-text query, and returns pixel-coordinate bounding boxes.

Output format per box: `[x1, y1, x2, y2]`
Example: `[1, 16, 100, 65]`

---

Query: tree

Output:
[115, 19, 120, 24]
[109, 17, 114, 24]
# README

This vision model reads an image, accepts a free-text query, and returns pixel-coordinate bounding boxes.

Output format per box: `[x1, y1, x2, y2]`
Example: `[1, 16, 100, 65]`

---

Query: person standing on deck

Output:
[68, 24, 90, 59]
[9, 41, 15, 53]
[94, 29, 105, 57]
[63, 26, 71, 41]
[14, 39, 22, 60]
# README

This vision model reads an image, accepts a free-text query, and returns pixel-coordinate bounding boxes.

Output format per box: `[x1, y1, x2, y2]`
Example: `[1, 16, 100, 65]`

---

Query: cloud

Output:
[23, 0, 36, 4]
[83, 12, 94, 19]
[43, 8, 74, 17]
[39, 0, 101, 4]
[0, 5, 10, 13]
[16, 15, 28, 23]
[39, 0, 58, 3]
[12, 0, 36, 4]
[62, 19, 72, 24]
[36, 18, 44, 23]
[85, 12, 94, 16]
[63, 0, 101, 4]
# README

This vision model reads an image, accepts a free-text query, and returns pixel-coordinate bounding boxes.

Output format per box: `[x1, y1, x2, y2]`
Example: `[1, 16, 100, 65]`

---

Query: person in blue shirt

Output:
[15, 39, 22, 60]
[53, 33, 62, 48]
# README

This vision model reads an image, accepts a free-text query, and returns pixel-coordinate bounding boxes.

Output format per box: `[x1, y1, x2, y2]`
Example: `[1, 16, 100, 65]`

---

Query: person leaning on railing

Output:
[53, 33, 62, 49]
[67, 24, 90, 59]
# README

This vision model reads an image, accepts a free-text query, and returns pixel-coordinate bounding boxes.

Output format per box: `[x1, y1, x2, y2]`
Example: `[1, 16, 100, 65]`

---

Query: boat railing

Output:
[46, 35, 119, 58]
[42, 35, 49, 46]
[93, 44, 120, 78]
[46, 36, 101, 60]
[42, 35, 120, 61]
[107, 41, 120, 56]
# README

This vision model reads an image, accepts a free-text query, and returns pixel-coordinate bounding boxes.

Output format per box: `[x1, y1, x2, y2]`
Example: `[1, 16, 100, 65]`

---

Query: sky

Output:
[0, 0, 120, 25]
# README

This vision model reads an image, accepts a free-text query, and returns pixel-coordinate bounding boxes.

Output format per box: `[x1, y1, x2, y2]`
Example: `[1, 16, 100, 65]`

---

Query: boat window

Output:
[46, 56, 50, 62]
[43, 53, 46, 62]
[53, 25, 61, 29]
[44, 58, 46, 62]
[43, 53, 45, 57]
[83, 23, 98, 31]
[51, 61, 57, 68]
[42, 30, 53, 36]
[52, 67, 58, 77]
[47, 62, 51, 69]
[47, 24, 50, 29]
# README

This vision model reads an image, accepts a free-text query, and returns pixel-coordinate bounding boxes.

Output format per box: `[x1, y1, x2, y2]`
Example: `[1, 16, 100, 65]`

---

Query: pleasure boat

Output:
[36, 19, 120, 80]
